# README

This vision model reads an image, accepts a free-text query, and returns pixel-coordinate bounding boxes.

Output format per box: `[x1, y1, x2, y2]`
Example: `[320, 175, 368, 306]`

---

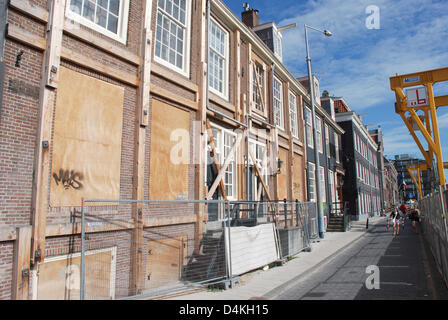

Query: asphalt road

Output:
[273, 217, 448, 300]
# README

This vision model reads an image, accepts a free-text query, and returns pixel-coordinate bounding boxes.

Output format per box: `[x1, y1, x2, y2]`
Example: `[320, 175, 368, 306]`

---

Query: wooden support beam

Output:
[206, 134, 242, 200]
[30, 0, 64, 265]
[130, 0, 152, 296]
[234, 30, 241, 122]
[249, 150, 271, 202]
[5, 25, 139, 86]
[206, 119, 227, 200]
[11, 226, 32, 300]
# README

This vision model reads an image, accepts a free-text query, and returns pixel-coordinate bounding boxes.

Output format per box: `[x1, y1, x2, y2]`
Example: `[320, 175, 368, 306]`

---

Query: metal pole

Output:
[305, 25, 324, 238]
[80, 198, 85, 300]
[226, 201, 233, 287]
[283, 199, 288, 228]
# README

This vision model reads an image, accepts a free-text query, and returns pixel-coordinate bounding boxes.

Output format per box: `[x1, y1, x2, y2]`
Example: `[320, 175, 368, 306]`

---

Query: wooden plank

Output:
[0, 227, 17, 241]
[149, 100, 190, 200]
[30, 0, 64, 264]
[11, 226, 32, 300]
[249, 150, 271, 201]
[9, 0, 49, 23]
[234, 30, 241, 122]
[50, 67, 124, 207]
[9, 0, 139, 65]
[63, 18, 140, 66]
[130, 0, 152, 296]
[151, 63, 198, 94]
[5, 25, 139, 86]
[145, 237, 183, 290]
[206, 134, 243, 200]
[61, 47, 139, 86]
[6, 24, 46, 51]
[150, 84, 198, 111]
[206, 119, 227, 200]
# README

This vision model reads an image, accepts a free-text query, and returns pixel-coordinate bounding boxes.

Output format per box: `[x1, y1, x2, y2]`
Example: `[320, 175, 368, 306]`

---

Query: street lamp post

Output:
[304, 24, 332, 238]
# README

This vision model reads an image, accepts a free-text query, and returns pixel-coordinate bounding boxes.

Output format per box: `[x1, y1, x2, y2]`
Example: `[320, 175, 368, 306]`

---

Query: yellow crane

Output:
[390, 67, 448, 199]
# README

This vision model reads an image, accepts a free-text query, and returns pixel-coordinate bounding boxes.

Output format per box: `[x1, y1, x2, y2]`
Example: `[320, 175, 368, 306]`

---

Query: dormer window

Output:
[273, 29, 282, 61]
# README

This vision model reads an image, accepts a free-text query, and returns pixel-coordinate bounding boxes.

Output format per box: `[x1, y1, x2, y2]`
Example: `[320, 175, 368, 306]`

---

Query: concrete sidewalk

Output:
[166, 216, 384, 300]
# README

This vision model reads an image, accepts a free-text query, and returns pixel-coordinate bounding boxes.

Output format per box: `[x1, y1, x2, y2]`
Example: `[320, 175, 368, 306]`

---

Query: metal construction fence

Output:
[419, 188, 448, 287]
[78, 199, 318, 300]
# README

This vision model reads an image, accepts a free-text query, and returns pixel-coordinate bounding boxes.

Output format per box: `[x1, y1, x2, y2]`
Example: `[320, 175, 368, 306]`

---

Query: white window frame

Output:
[316, 116, 323, 153]
[66, 0, 130, 44]
[325, 124, 330, 157]
[289, 91, 298, 138]
[249, 139, 268, 201]
[305, 106, 313, 148]
[273, 77, 284, 129]
[329, 169, 335, 204]
[319, 165, 326, 202]
[252, 62, 265, 112]
[154, 0, 191, 77]
[308, 162, 316, 202]
[205, 124, 238, 200]
[208, 17, 229, 100]
[273, 29, 282, 61]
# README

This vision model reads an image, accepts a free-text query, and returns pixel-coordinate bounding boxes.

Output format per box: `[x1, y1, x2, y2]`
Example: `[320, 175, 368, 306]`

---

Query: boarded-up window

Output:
[33, 247, 116, 300]
[50, 67, 124, 207]
[149, 100, 190, 200]
[278, 148, 288, 200]
[145, 237, 186, 290]
[293, 154, 305, 201]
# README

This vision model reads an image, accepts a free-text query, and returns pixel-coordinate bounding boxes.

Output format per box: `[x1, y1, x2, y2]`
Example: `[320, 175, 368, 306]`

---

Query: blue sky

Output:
[223, 0, 448, 177]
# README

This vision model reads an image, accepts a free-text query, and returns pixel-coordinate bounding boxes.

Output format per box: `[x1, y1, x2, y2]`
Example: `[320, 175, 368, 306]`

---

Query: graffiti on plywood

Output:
[52, 169, 84, 190]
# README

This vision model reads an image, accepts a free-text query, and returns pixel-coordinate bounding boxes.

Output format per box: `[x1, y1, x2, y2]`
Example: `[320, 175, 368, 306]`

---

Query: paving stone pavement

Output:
[166, 216, 388, 300]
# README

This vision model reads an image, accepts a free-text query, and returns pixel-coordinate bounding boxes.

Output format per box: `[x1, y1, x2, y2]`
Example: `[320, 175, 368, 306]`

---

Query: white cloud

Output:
[277, 0, 448, 110]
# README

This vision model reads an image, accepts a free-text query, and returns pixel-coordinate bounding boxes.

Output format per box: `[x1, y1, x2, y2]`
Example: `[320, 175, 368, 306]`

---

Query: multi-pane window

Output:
[308, 162, 316, 202]
[316, 117, 323, 153]
[209, 19, 228, 98]
[67, 0, 129, 43]
[305, 107, 313, 148]
[252, 63, 264, 111]
[249, 140, 267, 201]
[273, 77, 284, 129]
[155, 0, 189, 74]
[325, 124, 330, 156]
[319, 166, 326, 202]
[273, 30, 282, 61]
[334, 132, 340, 163]
[289, 92, 298, 138]
[207, 125, 237, 199]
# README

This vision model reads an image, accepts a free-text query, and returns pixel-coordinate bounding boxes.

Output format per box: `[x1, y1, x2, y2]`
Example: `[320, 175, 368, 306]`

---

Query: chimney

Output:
[241, 5, 260, 29]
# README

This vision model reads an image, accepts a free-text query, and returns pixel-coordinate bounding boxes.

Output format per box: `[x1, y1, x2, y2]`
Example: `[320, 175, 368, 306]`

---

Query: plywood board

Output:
[228, 223, 279, 276]
[145, 237, 184, 289]
[278, 148, 288, 200]
[34, 247, 116, 300]
[293, 154, 305, 201]
[50, 67, 124, 206]
[149, 100, 190, 200]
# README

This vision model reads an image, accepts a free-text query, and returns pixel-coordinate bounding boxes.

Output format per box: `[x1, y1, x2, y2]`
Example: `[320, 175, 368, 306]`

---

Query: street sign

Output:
[406, 86, 428, 108]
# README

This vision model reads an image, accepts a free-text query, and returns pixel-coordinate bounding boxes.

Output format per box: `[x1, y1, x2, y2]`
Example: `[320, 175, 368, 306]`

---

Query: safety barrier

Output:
[77, 199, 319, 299]
[419, 189, 448, 287]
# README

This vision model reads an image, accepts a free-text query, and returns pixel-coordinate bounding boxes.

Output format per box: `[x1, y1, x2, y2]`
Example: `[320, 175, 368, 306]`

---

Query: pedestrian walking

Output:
[389, 208, 401, 237]
[410, 204, 421, 234]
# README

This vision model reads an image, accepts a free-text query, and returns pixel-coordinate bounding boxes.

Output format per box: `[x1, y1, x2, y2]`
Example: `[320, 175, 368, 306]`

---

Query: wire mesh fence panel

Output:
[79, 200, 233, 300]
[420, 191, 448, 287]
[275, 201, 313, 259]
